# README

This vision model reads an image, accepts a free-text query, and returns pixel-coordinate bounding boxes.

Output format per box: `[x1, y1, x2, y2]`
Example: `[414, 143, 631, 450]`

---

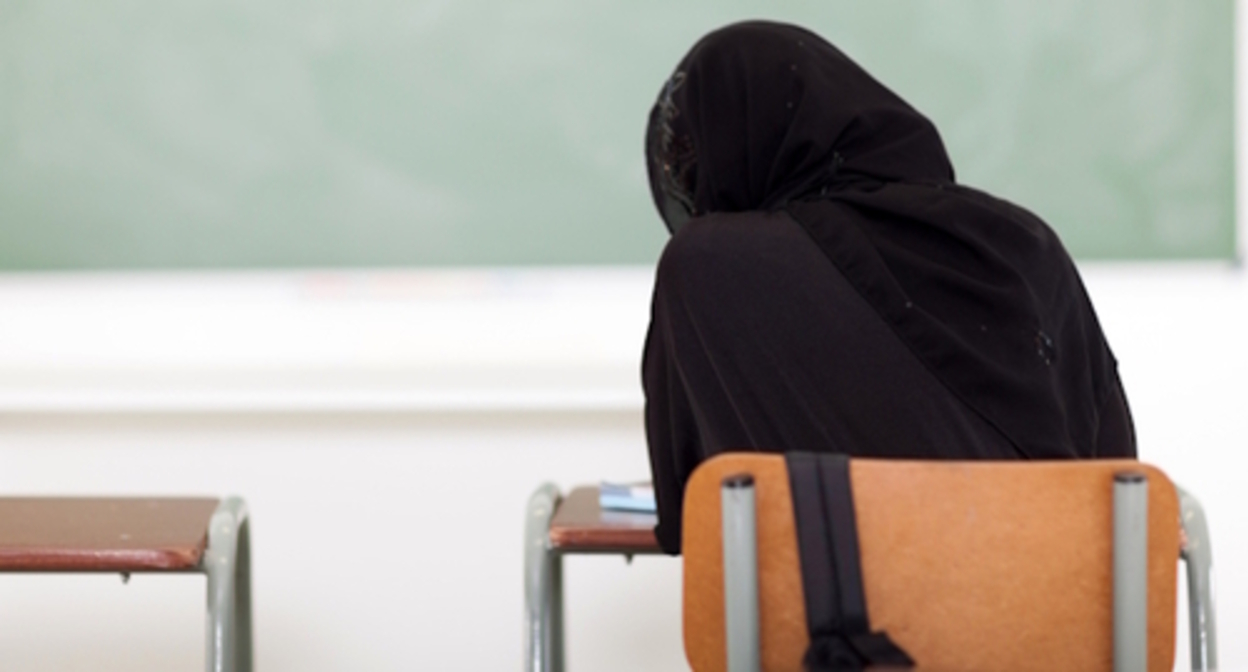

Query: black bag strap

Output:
[786, 452, 914, 672]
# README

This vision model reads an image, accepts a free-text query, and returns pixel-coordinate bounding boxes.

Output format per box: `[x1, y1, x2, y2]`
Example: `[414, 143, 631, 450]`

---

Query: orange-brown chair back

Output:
[683, 454, 1180, 672]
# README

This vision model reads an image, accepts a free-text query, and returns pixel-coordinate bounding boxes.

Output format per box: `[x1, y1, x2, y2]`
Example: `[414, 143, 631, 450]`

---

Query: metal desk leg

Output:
[1177, 486, 1217, 672]
[203, 497, 253, 672]
[550, 547, 565, 672]
[525, 484, 564, 672]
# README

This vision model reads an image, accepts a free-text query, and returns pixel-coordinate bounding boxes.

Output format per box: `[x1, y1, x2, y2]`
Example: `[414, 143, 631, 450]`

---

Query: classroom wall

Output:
[1, 6, 1246, 672]
[0, 269, 691, 672]
[0, 265, 1245, 671]
[0, 410, 680, 672]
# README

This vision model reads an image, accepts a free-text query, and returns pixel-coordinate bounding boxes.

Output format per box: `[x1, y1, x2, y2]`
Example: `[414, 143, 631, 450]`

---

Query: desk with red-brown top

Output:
[0, 496, 252, 672]
[547, 486, 661, 553]
[525, 484, 664, 672]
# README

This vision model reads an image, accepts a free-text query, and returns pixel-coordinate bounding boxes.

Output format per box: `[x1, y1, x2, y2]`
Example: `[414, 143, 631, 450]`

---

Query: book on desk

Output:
[599, 482, 655, 513]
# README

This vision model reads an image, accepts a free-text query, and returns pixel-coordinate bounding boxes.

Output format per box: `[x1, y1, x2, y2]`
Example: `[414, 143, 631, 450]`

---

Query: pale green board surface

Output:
[0, 0, 1234, 269]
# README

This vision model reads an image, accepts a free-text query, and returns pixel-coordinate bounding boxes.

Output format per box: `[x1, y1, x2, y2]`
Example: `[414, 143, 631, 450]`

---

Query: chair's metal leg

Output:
[204, 497, 253, 672]
[1113, 472, 1148, 672]
[721, 474, 760, 672]
[1177, 485, 1217, 672]
[524, 484, 562, 672]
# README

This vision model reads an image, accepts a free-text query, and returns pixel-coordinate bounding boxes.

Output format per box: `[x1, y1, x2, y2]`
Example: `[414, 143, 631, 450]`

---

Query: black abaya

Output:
[642, 22, 1135, 555]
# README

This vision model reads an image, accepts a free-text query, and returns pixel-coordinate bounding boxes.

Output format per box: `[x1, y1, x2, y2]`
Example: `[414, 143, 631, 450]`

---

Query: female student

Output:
[642, 21, 1135, 554]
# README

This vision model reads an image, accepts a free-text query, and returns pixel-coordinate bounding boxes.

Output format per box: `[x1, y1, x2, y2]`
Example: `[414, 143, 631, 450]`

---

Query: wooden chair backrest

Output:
[683, 454, 1180, 672]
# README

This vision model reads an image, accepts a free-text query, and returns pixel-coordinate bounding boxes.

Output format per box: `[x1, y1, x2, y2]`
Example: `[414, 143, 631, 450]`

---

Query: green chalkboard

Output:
[0, 0, 1234, 269]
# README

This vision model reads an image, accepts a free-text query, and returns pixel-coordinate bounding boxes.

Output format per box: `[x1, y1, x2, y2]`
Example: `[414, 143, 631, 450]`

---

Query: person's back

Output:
[641, 21, 1135, 555]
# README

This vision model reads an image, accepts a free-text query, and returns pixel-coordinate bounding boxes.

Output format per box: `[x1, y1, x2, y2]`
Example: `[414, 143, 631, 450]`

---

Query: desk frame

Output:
[202, 497, 254, 672]
[524, 484, 663, 672]
[0, 496, 252, 672]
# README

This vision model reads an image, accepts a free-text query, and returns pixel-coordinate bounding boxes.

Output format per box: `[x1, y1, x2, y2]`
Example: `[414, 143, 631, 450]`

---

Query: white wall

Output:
[0, 409, 682, 672]
[0, 266, 1244, 671]
[0, 269, 693, 672]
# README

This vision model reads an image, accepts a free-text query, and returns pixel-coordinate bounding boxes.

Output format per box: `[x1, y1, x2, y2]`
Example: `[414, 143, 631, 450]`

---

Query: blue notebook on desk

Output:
[599, 482, 656, 513]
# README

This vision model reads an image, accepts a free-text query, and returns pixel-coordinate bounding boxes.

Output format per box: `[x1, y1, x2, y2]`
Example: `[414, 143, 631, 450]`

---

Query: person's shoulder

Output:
[670, 210, 791, 244]
[681, 210, 772, 231]
[656, 211, 794, 286]
[662, 210, 796, 257]
[656, 215, 735, 279]
[947, 184, 1056, 233]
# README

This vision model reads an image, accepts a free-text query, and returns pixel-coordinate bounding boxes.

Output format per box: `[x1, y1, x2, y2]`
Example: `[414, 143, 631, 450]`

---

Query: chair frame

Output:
[1177, 487, 1217, 672]
[717, 476, 1216, 672]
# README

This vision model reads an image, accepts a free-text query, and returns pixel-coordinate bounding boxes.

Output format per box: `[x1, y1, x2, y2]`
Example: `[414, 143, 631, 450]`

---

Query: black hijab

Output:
[644, 21, 1124, 461]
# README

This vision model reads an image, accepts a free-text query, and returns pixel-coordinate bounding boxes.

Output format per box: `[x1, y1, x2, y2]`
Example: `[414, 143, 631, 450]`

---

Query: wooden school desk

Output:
[524, 485, 663, 672]
[0, 496, 252, 672]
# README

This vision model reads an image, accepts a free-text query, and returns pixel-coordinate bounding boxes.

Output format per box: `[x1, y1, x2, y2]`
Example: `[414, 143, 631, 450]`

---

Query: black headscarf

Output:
[644, 21, 1126, 461]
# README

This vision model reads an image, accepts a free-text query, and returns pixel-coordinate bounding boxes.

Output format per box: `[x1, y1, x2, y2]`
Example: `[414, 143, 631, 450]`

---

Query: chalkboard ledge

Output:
[0, 263, 1240, 416]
